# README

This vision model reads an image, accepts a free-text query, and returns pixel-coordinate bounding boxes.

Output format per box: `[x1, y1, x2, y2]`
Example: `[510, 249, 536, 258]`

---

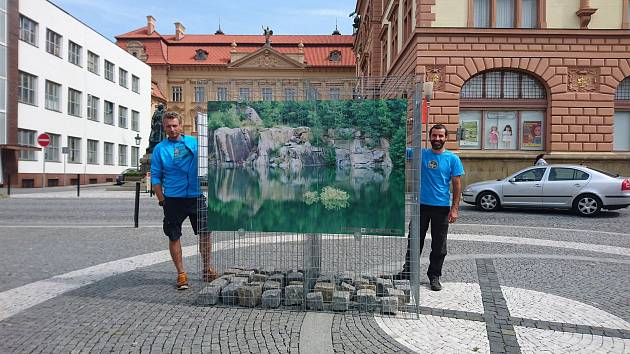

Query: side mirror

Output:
[509, 178, 516, 183]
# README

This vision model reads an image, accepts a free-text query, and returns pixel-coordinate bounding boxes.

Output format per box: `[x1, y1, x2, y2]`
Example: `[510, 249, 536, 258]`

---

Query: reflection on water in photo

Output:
[206, 166, 405, 236]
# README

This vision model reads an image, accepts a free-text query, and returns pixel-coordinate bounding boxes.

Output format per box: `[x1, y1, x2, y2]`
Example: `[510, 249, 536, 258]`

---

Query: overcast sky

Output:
[51, 0, 358, 41]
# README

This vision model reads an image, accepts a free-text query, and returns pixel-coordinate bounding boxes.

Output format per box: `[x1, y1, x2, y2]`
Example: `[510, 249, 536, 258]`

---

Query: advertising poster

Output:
[205, 99, 407, 236]
[522, 120, 543, 148]
[460, 120, 479, 147]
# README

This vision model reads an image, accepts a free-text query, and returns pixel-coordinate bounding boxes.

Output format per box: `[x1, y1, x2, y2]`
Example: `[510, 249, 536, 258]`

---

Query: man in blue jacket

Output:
[395, 124, 464, 291]
[151, 112, 217, 290]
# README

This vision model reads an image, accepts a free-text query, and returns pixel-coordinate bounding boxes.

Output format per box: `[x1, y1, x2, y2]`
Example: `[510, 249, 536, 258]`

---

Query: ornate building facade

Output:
[353, 0, 630, 182]
[116, 17, 356, 135]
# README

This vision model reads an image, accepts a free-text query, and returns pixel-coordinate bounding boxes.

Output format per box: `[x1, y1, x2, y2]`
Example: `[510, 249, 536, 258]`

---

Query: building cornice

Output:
[415, 28, 630, 37]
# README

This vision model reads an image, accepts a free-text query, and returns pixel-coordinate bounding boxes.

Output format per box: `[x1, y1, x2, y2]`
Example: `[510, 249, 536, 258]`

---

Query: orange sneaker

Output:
[202, 268, 219, 282]
[176, 272, 189, 290]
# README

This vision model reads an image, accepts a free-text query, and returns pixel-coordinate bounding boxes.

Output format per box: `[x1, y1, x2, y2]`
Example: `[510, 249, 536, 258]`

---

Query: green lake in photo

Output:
[206, 166, 405, 236]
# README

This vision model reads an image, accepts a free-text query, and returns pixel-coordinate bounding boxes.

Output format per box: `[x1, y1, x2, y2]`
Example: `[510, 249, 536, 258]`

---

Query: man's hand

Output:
[448, 207, 458, 223]
[158, 199, 164, 207]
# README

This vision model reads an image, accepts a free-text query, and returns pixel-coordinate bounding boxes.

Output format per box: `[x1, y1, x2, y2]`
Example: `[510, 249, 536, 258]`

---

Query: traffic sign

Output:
[37, 133, 51, 147]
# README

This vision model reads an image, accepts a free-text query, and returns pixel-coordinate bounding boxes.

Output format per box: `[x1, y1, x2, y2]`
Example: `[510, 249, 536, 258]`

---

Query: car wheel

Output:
[573, 194, 601, 217]
[477, 191, 501, 212]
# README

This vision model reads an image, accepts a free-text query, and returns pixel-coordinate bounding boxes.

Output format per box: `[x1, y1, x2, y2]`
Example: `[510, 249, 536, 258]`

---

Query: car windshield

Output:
[587, 166, 619, 178]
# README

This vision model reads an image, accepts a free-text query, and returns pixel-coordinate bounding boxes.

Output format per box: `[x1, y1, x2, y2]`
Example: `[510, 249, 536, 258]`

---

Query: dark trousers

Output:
[403, 204, 451, 278]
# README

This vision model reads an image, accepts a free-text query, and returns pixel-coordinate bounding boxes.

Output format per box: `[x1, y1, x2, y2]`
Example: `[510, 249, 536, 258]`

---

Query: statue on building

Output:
[263, 26, 273, 46]
[147, 103, 166, 154]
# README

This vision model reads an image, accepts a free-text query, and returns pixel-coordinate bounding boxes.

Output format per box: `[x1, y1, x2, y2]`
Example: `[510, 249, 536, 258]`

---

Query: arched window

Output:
[459, 70, 546, 151]
[613, 77, 630, 151]
[329, 50, 342, 62]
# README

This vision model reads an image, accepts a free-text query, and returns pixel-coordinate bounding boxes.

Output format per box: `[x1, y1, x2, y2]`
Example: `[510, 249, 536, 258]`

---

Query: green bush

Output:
[320, 186, 349, 210]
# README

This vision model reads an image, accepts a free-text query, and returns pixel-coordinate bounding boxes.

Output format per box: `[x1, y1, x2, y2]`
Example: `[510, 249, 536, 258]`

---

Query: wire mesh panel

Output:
[196, 76, 422, 317]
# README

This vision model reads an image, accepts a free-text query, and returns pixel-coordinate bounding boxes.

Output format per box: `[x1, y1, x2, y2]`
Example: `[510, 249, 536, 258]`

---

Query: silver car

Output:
[462, 165, 630, 216]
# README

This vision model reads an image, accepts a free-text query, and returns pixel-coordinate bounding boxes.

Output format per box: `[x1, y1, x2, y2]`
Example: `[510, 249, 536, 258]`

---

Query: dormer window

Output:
[329, 50, 342, 62]
[195, 49, 208, 60]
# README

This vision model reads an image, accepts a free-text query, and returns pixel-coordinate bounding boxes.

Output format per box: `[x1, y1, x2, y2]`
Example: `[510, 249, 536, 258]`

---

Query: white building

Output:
[13, 0, 150, 187]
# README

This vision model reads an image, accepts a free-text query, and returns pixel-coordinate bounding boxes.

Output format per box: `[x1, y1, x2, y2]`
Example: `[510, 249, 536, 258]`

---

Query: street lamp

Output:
[134, 133, 142, 171]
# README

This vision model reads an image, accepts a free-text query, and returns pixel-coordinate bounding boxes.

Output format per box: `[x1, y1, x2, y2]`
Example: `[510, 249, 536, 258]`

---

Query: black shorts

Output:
[162, 196, 208, 241]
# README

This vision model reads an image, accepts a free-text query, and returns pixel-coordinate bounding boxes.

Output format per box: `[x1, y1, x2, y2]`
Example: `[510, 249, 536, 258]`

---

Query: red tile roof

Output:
[116, 26, 355, 68]
[151, 81, 166, 102]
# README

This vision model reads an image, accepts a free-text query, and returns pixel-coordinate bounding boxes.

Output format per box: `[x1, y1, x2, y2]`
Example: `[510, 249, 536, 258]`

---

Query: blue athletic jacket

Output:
[150, 135, 201, 198]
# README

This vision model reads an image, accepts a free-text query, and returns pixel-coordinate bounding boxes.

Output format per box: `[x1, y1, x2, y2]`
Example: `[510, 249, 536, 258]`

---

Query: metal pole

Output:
[411, 82, 422, 316]
[6, 174, 10, 196]
[42, 156, 45, 189]
[76, 173, 80, 197]
[134, 182, 140, 228]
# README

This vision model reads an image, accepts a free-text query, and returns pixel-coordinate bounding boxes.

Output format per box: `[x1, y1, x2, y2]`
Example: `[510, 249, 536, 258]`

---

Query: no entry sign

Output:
[37, 133, 51, 147]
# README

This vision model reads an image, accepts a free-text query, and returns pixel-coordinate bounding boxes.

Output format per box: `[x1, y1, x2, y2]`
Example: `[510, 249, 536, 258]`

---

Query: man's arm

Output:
[448, 175, 462, 223]
[150, 145, 165, 205]
[153, 183, 165, 205]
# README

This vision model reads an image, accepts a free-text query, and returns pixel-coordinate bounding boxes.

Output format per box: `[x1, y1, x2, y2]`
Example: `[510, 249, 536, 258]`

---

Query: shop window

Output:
[459, 70, 546, 151]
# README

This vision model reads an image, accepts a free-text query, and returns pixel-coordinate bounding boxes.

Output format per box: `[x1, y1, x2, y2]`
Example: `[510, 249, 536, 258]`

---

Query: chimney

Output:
[175, 22, 185, 40]
[146, 15, 155, 35]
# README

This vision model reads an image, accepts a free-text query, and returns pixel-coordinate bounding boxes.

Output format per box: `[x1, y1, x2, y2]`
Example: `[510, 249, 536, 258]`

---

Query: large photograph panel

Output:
[206, 99, 407, 236]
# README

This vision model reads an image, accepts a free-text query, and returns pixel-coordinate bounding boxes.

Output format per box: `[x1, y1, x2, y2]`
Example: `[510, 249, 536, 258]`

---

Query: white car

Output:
[462, 165, 630, 216]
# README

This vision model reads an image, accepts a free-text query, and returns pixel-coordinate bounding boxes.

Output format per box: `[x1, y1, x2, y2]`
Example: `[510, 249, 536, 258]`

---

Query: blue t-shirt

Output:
[150, 135, 201, 198]
[420, 148, 465, 207]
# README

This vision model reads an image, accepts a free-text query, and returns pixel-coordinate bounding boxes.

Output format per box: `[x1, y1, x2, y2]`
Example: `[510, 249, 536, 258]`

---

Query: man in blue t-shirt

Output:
[151, 112, 217, 290]
[395, 124, 465, 291]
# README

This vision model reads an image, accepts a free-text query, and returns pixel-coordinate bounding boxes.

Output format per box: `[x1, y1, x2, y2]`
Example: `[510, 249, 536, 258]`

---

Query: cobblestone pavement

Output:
[0, 186, 628, 353]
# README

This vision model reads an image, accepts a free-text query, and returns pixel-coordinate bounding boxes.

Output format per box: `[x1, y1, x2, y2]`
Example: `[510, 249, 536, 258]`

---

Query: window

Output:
[514, 168, 545, 182]
[239, 87, 251, 101]
[615, 77, 630, 100]
[68, 136, 81, 163]
[496, 0, 515, 28]
[132, 75, 139, 93]
[104, 142, 114, 165]
[67, 88, 82, 117]
[459, 110, 545, 150]
[45, 29, 62, 57]
[459, 71, 546, 151]
[131, 146, 139, 167]
[44, 133, 60, 162]
[194, 49, 208, 60]
[118, 106, 128, 128]
[284, 88, 296, 101]
[45, 80, 61, 112]
[329, 50, 342, 62]
[194, 85, 206, 102]
[87, 51, 99, 74]
[614, 111, 630, 151]
[68, 41, 82, 66]
[87, 139, 98, 164]
[131, 110, 139, 131]
[171, 86, 182, 102]
[521, 0, 538, 28]
[17, 129, 36, 160]
[614, 78, 630, 151]
[461, 71, 545, 99]
[548, 168, 589, 182]
[217, 87, 228, 101]
[261, 87, 273, 101]
[520, 111, 544, 150]
[118, 144, 128, 166]
[119, 68, 128, 88]
[104, 60, 115, 81]
[104, 101, 114, 125]
[87, 94, 99, 121]
[330, 87, 341, 100]
[19, 15, 37, 45]
[473, 0, 538, 28]
[19, 71, 37, 105]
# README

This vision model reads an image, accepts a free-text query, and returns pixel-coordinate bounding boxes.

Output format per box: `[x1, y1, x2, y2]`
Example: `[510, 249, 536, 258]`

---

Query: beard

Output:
[430, 139, 445, 150]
